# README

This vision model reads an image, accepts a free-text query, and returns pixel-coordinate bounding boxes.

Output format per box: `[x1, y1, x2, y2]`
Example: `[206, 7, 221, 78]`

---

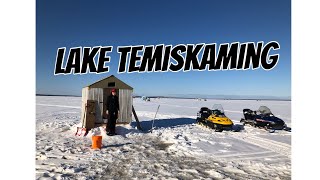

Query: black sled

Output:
[240, 106, 291, 132]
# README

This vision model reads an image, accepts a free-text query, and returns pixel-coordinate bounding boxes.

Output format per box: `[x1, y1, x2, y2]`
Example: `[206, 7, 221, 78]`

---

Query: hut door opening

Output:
[103, 88, 114, 120]
[103, 88, 119, 121]
[85, 100, 96, 129]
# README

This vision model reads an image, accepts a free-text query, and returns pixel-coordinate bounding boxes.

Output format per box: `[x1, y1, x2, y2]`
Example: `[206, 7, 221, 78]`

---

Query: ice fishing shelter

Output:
[81, 75, 133, 129]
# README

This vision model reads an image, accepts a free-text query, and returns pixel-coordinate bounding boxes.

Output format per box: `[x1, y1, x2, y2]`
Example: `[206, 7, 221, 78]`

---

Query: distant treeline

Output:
[133, 96, 291, 101]
[36, 94, 290, 101]
[36, 94, 81, 97]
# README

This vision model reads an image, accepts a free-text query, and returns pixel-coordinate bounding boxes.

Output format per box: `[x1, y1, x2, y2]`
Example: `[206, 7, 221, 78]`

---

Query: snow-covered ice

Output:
[36, 96, 291, 179]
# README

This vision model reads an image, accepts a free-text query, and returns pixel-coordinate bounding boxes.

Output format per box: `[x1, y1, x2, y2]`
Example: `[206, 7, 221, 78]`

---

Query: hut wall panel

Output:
[118, 89, 132, 123]
[81, 87, 88, 126]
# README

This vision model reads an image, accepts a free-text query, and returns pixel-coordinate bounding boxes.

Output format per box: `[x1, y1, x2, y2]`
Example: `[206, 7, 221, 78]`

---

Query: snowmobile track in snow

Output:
[230, 134, 291, 158]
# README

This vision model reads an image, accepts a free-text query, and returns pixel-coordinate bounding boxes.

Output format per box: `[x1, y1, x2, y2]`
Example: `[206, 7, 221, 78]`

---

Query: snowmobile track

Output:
[230, 134, 291, 158]
[213, 150, 289, 162]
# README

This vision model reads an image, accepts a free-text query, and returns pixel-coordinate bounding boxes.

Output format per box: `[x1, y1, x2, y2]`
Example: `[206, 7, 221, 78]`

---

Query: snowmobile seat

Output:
[200, 107, 209, 112]
[243, 109, 254, 120]
[200, 107, 211, 119]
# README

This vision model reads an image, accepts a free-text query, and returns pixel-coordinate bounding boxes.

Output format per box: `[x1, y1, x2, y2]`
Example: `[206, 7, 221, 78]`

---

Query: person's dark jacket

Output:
[106, 95, 119, 113]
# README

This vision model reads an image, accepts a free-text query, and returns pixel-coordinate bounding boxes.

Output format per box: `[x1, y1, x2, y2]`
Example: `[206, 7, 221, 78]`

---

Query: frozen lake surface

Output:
[36, 96, 291, 179]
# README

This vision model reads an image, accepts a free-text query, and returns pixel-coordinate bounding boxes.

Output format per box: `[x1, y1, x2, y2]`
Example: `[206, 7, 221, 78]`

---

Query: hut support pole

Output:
[132, 105, 142, 131]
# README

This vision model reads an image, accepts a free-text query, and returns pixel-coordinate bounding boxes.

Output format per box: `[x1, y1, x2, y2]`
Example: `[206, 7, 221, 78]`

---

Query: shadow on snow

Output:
[131, 117, 195, 132]
[115, 118, 245, 136]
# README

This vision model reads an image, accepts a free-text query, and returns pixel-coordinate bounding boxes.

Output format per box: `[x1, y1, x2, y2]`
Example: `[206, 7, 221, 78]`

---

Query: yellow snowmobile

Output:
[196, 104, 234, 132]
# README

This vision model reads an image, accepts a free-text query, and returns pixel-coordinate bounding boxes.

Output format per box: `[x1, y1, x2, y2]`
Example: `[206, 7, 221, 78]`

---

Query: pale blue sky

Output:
[36, 0, 291, 98]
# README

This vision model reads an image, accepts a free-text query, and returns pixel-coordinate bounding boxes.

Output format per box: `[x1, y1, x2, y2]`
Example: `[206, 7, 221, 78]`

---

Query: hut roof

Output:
[85, 75, 133, 90]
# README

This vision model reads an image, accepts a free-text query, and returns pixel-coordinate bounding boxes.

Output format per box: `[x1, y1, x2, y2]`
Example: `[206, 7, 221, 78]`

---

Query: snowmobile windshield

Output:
[212, 104, 224, 113]
[257, 106, 272, 115]
[211, 104, 226, 117]
[211, 109, 226, 117]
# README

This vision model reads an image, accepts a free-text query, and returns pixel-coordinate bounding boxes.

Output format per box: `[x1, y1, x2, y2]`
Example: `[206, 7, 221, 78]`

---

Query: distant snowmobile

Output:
[240, 106, 291, 132]
[196, 104, 238, 132]
[141, 96, 150, 101]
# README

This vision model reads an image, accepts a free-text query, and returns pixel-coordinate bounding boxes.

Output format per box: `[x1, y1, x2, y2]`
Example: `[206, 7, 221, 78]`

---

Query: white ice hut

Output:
[81, 75, 133, 130]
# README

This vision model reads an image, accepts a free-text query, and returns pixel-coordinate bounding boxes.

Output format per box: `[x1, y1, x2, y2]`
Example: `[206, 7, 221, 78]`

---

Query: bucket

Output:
[91, 135, 102, 149]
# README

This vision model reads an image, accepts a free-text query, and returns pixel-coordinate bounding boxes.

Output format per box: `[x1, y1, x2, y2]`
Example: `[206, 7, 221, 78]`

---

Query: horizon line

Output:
[35, 93, 291, 101]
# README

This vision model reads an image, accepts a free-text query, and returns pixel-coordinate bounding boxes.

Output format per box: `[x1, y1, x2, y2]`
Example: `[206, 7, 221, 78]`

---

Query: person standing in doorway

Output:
[106, 88, 120, 136]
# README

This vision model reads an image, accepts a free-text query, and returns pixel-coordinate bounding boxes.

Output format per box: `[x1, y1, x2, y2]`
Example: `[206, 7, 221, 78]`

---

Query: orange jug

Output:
[91, 135, 102, 149]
